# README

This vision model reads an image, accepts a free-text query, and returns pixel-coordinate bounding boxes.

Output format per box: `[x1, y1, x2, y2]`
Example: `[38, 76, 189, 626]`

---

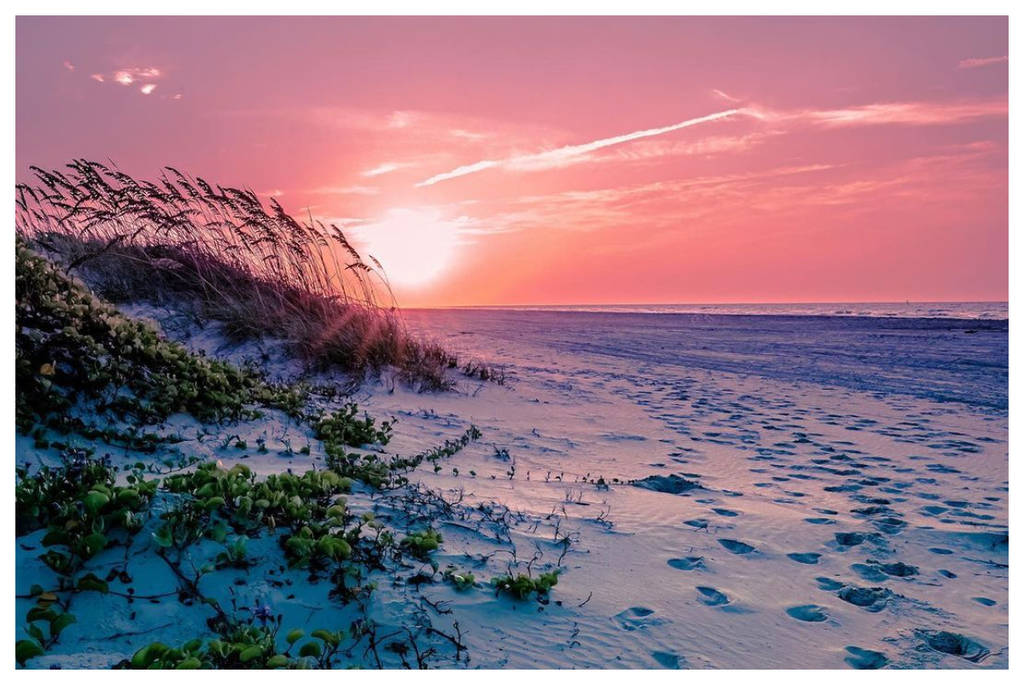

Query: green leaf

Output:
[203, 496, 225, 511]
[82, 491, 110, 514]
[238, 645, 263, 663]
[79, 532, 108, 559]
[132, 643, 168, 669]
[16, 639, 44, 666]
[49, 612, 77, 637]
[27, 624, 45, 643]
[176, 657, 202, 669]
[26, 606, 56, 623]
[77, 573, 109, 593]
[266, 654, 289, 668]
[152, 527, 173, 548]
[208, 521, 230, 543]
[286, 629, 304, 644]
[298, 641, 322, 658]
[311, 629, 339, 647]
[117, 488, 141, 508]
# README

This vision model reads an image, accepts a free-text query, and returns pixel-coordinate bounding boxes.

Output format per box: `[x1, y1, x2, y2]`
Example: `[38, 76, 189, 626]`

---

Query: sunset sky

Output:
[16, 16, 1008, 307]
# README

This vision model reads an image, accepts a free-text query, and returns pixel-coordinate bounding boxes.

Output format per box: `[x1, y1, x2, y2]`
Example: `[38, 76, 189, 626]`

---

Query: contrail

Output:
[415, 108, 745, 187]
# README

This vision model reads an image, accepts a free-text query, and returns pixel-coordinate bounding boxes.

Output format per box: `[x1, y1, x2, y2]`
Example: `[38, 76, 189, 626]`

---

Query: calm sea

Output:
[449, 302, 1007, 320]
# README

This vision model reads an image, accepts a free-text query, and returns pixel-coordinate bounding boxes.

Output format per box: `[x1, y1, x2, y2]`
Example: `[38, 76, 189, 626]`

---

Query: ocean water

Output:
[451, 301, 1008, 320]
[403, 305, 1009, 410]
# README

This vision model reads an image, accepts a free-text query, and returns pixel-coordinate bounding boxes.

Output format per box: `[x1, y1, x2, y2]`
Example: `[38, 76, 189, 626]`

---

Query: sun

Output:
[352, 208, 464, 288]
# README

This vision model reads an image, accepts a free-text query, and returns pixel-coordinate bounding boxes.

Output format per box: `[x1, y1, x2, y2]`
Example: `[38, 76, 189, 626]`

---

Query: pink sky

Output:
[16, 16, 1008, 307]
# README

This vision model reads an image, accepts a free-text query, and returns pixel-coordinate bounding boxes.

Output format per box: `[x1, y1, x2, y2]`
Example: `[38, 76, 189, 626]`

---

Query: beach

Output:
[380, 308, 1009, 667]
[11, 10, 1012, 672]
[18, 304, 1006, 669]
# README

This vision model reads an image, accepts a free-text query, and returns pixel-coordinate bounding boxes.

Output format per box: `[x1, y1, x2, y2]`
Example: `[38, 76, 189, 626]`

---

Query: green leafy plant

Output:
[400, 528, 442, 561]
[491, 571, 560, 600]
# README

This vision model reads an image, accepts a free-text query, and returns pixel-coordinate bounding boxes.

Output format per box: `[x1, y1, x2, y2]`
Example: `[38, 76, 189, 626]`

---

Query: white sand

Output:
[16, 308, 1008, 669]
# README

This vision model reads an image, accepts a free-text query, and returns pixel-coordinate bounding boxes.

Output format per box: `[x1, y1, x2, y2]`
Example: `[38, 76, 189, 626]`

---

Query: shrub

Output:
[15, 240, 272, 429]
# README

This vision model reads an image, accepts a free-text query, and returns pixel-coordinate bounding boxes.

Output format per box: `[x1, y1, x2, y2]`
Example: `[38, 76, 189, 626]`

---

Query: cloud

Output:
[110, 67, 161, 86]
[751, 99, 1007, 128]
[958, 55, 1008, 69]
[416, 108, 746, 186]
[712, 88, 741, 103]
[362, 162, 412, 177]
[85, 65, 179, 98]
[589, 131, 776, 165]
[466, 143, 1002, 245]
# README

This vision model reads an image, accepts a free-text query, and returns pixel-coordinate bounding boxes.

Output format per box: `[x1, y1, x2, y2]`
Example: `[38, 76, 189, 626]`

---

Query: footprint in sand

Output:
[717, 538, 756, 554]
[696, 586, 730, 606]
[667, 556, 705, 571]
[805, 517, 837, 525]
[785, 605, 829, 622]
[787, 552, 821, 565]
[844, 646, 889, 669]
[712, 508, 739, 517]
[836, 586, 892, 613]
[651, 651, 684, 668]
[972, 597, 996, 606]
[876, 561, 918, 577]
[613, 606, 663, 631]
[851, 563, 888, 583]
[816, 577, 845, 591]
[834, 532, 866, 547]
[920, 631, 990, 663]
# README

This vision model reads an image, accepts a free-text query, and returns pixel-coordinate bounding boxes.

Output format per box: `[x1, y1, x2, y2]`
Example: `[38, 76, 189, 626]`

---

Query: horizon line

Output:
[404, 299, 1009, 310]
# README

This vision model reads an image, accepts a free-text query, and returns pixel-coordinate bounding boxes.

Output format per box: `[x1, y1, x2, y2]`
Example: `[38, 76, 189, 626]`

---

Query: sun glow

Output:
[352, 208, 465, 288]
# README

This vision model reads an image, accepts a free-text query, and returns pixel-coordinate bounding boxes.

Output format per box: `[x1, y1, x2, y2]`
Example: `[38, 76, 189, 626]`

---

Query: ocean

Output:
[448, 301, 1008, 320]
[403, 304, 1009, 410]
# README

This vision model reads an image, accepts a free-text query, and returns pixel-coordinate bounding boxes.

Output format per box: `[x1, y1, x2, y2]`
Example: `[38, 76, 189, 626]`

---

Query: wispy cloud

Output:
[751, 99, 1007, 128]
[415, 108, 746, 187]
[362, 162, 412, 177]
[466, 142, 1002, 245]
[463, 163, 837, 237]
[712, 88, 741, 103]
[590, 131, 776, 165]
[958, 55, 1008, 69]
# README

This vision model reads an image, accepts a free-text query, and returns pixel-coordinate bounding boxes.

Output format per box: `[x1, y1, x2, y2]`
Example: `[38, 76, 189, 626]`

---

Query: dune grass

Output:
[15, 160, 486, 389]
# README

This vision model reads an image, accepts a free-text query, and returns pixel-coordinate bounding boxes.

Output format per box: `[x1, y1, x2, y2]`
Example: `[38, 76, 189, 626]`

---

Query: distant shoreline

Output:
[405, 302, 1009, 322]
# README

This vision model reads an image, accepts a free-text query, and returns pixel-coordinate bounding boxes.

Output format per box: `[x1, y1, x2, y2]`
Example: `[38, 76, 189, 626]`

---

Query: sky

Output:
[16, 16, 1008, 307]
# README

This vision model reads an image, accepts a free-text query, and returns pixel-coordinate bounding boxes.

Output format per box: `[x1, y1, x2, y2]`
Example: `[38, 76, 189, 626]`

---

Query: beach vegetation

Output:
[16, 160, 502, 390]
[491, 571, 560, 600]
